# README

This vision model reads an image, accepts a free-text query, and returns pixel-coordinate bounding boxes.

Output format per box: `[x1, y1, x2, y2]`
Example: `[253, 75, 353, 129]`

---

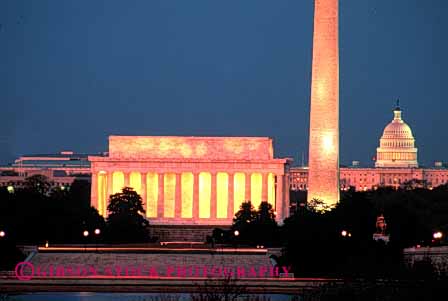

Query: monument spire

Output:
[307, 0, 340, 208]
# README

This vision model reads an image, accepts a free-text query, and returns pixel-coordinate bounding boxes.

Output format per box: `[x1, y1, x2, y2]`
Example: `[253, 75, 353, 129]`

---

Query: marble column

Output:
[275, 174, 284, 221]
[124, 172, 130, 187]
[157, 173, 164, 218]
[107, 171, 113, 199]
[140, 172, 146, 212]
[210, 172, 217, 219]
[262, 173, 268, 202]
[175, 173, 182, 218]
[106, 171, 113, 216]
[245, 172, 251, 202]
[227, 173, 234, 220]
[91, 171, 98, 212]
[283, 174, 290, 219]
[193, 173, 200, 220]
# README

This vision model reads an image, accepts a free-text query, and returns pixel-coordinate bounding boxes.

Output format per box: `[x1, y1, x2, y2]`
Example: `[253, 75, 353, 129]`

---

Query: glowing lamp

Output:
[83, 230, 89, 237]
[7, 186, 14, 193]
[234, 230, 240, 237]
[433, 232, 443, 239]
[341, 230, 347, 237]
[94, 228, 101, 235]
[0, 230, 5, 238]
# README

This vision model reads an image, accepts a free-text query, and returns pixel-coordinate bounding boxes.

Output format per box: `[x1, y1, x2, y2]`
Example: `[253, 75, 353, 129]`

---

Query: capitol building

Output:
[291, 104, 448, 192]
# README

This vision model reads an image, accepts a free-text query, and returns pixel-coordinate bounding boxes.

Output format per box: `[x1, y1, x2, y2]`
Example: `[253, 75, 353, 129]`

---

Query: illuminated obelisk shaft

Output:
[307, 0, 339, 206]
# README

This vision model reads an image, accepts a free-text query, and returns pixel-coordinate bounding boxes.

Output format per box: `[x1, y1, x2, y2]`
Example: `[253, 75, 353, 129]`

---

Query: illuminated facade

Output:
[89, 136, 291, 225]
[291, 165, 448, 192]
[0, 151, 92, 189]
[291, 104, 448, 192]
[307, 0, 340, 206]
[375, 104, 418, 168]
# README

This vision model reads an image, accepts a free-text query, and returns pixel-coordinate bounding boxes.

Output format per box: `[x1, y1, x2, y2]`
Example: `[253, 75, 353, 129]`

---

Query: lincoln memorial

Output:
[89, 136, 291, 225]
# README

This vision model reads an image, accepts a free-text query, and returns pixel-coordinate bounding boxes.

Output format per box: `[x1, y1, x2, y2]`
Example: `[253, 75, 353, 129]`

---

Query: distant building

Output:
[290, 105, 448, 192]
[375, 104, 418, 168]
[0, 151, 95, 189]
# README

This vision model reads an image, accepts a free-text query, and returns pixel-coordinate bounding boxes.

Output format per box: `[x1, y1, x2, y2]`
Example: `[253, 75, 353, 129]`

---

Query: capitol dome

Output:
[375, 103, 418, 168]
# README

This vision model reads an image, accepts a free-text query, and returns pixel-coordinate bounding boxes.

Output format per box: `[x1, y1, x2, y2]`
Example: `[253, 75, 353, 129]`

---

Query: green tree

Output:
[105, 187, 150, 243]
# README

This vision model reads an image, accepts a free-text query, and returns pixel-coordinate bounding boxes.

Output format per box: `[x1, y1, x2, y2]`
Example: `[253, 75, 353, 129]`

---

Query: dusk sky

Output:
[1, 0, 447, 166]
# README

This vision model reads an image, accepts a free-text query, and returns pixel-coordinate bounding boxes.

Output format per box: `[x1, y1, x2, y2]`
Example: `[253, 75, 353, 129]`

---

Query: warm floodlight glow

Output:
[233, 173, 245, 214]
[307, 0, 339, 207]
[433, 231, 443, 239]
[181, 172, 193, 218]
[97, 172, 107, 216]
[146, 173, 158, 218]
[164, 173, 176, 218]
[108, 136, 273, 160]
[217, 172, 229, 218]
[129, 172, 142, 195]
[322, 133, 335, 154]
[250, 173, 262, 208]
[267, 173, 275, 205]
[112, 171, 124, 194]
[199, 172, 211, 218]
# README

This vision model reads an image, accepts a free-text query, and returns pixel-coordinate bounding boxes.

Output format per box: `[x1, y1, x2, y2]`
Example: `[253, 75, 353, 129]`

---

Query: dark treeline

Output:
[1, 175, 448, 278]
[282, 185, 448, 278]
[0, 175, 104, 244]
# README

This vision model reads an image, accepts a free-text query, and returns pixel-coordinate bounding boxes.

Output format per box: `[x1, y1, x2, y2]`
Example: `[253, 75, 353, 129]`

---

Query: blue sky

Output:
[1, 0, 447, 166]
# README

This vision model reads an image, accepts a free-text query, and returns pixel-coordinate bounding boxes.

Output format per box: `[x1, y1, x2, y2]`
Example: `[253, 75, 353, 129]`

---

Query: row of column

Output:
[92, 171, 286, 221]
[377, 152, 416, 160]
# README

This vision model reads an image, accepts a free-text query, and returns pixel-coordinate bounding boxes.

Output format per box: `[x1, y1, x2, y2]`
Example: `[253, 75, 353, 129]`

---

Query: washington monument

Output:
[307, 0, 340, 207]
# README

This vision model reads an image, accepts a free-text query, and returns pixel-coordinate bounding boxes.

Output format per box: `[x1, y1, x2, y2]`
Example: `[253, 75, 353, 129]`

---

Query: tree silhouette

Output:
[23, 174, 51, 195]
[252, 201, 278, 246]
[231, 201, 257, 244]
[105, 187, 150, 243]
[231, 201, 279, 246]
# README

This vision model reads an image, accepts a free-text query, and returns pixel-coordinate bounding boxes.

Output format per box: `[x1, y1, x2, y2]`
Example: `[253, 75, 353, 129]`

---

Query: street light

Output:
[0, 230, 5, 238]
[341, 230, 352, 238]
[233, 230, 240, 250]
[94, 228, 101, 252]
[7, 186, 14, 193]
[83, 230, 89, 252]
[433, 231, 443, 240]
